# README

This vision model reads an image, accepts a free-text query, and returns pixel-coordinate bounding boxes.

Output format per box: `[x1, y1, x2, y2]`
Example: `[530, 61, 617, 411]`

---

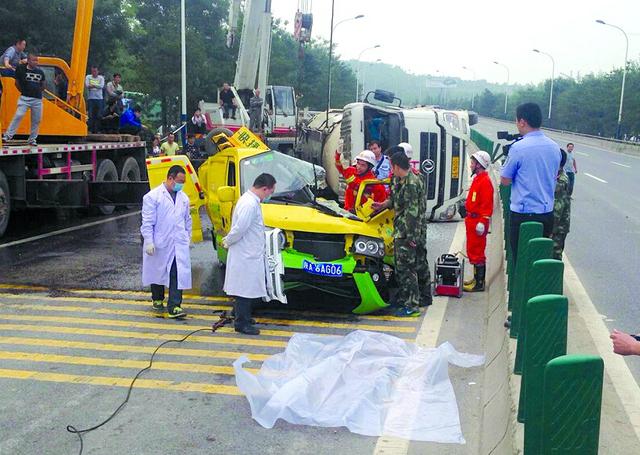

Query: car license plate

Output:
[302, 260, 343, 277]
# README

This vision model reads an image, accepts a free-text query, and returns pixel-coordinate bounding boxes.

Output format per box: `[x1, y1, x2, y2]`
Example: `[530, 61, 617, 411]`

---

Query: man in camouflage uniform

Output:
[552, 149, 571, 259]
[373, 151, 431, 317]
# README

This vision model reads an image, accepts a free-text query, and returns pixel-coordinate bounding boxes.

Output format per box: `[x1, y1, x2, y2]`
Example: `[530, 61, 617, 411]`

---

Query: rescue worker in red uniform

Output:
[335, 150, 387, 212]
[463, 151, 494, 292]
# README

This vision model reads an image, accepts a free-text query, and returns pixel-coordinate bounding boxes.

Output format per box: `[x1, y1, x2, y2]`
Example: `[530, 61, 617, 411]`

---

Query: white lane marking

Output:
[584, 173, 608, 183]
[576, 151, 590, 157]
[0, 211, 141, 249]
[611, 161, 631, 168]
[373, 221, 466, 454]
[563, 255, 640, 442]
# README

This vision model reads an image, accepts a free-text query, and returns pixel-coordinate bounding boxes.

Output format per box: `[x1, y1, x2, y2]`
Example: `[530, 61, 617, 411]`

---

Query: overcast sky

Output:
[271, 0, 640, 85]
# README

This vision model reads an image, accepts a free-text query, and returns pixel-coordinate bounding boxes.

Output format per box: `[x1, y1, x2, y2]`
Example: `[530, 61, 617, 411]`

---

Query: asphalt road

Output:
[473, 117, 640, 379]
[0, 207, 485, 455]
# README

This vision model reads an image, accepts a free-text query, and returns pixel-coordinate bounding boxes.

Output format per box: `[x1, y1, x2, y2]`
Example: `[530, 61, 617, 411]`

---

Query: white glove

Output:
[222, 237, 229, 249]
[145, 243, 155, 256]
[475, 222, 486, 236]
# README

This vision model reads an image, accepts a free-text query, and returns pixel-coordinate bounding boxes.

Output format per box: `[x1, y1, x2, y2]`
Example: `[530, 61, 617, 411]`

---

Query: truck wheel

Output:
[96, 159, 118, 215]
[119, 156, 141, 182]
[0, 169, 11, 238]
[204, 127, 234, 157]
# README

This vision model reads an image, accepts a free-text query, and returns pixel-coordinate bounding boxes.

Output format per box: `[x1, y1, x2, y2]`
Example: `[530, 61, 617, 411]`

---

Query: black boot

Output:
[234, 298, 260, 335]
[467, 264, 486, 292]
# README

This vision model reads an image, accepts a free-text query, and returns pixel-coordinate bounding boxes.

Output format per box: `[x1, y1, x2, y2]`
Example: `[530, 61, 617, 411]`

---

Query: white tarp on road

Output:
[233, 330, 484, 443]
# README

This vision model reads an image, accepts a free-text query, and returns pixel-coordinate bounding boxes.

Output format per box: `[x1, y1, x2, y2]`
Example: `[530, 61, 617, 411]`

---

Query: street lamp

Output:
[180, 0, 187, 141]
[532, 49, 555, 119]
[493, 61, 510, 115]
[361, 59, 382, 97]
[356, 45, 381, 101]
[326, 4, 364, 123]
[462, 66, 476, 109]
[596, 19, 629, 139]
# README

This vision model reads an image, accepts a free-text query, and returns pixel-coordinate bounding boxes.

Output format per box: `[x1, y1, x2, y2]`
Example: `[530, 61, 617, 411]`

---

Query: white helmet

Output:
[354, 150, 377, 167]
[471, 150, 491, 169]
[398, 142, 413, 158]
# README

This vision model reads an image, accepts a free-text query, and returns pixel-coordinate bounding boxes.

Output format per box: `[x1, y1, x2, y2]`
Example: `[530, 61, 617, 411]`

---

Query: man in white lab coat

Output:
[223, 173, 277, 335]
[141, 165, 192, 319]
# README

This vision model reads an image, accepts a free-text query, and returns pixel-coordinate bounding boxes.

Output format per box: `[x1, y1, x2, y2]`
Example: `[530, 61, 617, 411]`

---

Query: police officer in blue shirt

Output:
[500, 103, 561, 263]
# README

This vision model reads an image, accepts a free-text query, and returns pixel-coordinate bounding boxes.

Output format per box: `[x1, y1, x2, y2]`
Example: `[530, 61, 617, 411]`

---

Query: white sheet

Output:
[233, 330, 484, 443]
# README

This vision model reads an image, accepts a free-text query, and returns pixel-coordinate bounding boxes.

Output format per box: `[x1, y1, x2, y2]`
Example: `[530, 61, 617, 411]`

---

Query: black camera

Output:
[496, 131, 522, 158]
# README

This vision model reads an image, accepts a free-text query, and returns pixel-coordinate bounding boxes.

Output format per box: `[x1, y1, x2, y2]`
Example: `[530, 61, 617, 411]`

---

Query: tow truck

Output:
[0, 0, 149, 238]
[147, 127, 395, 314]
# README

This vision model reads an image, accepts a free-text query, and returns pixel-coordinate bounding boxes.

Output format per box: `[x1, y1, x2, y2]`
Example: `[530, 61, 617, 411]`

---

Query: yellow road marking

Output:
[0, 284, 230, 302]
[0, 322, 288, 348]
[0, 336, 269, 361]
[0, 313, 297, 338]
[0, 368, 241, 395]
[0, 350, 258, 375]
[0, 301, 415, 334]
[0, 285, 414, 322]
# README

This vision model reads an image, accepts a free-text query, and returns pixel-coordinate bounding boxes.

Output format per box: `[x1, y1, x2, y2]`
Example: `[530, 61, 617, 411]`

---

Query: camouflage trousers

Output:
[551, 231, 568, 260]
[394, 238, 432, 312]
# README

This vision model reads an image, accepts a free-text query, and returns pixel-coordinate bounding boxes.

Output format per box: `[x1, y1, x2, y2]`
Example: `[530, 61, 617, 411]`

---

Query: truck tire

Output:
[0, 169, 10, 238]
[204, 127, 234, 157]
[119, 156, 141, 182]
[96, 159, 118, 215]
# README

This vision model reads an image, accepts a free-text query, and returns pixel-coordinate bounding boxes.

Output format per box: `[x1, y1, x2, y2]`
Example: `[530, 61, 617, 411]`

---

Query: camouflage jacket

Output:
[553, 171, 571, 235]
[390, 172, 427, 241]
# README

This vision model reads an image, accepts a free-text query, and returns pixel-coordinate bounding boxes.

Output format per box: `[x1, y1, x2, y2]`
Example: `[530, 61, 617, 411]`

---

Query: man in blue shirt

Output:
[368, 140, 391, 180]
[500, 102, 560, 263]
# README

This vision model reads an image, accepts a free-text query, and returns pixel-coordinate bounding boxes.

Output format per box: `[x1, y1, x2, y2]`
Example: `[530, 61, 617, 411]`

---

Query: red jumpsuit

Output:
[465, 171, 494, 265]
[335, 158, 387, 212]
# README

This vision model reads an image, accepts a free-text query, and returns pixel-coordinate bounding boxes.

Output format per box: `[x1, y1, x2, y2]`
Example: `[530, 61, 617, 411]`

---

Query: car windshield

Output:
[240, 151, 316, 197]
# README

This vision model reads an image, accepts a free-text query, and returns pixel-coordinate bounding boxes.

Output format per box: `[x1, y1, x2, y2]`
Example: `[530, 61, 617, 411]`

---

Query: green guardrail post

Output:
[538, 355, 604, 455]
[517, 260, 565, 421]
[500, 185, 512, 279]
[519, 295, 569, 453]
[509, 222, 543, 334]
[514, 246, 557, 374]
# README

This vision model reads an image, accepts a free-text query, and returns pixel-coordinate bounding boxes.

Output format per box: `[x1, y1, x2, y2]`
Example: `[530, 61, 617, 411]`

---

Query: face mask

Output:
[173, 182, 184, 192]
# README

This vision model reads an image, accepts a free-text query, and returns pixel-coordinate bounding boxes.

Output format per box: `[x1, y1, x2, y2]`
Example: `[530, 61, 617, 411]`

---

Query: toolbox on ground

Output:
[434, 254, 464, 298]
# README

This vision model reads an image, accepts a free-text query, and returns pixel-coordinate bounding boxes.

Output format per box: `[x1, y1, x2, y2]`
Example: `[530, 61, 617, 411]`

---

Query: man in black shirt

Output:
[3, 53, 45, 146]
[219, 82, 237, 119]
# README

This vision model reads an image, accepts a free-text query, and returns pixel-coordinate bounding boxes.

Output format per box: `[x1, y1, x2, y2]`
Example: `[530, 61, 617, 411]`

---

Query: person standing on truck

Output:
[368, 140, 391, 180]
[551, 149, 571, 259]
[160, 133, 181, 156]
[105, 73, 124, 114]
[219, 82, 237, 120]
[373, 151, 432, 316]
[85, 65, 105, 133]
[222, 173, 277, 335]
[2, 53, 45, 146]
[463, 151, 494, 293]
[0, 38, 27, 106]
[500, 102, 560, 264]
[141, 165, 192, 319]
[564, 142, 577, 197]
[335, 150, 387, 212]
[249, 89, 264, 132]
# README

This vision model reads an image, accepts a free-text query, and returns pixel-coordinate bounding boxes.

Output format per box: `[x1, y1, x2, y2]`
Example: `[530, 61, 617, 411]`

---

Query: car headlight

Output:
[438, 204, 457, 221]
[353, 236, 386, 258]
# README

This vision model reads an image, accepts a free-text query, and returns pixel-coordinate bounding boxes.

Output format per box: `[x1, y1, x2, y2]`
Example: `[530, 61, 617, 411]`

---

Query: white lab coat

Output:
[223, 191, 267, 298]
[140, 183, 192, 289]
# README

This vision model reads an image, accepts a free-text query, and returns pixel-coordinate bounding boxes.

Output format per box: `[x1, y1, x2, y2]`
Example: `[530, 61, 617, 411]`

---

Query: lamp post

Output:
[326, 5, 364, 123]
[596, 19, 629, 139]
[361, 59, 382, 97]
[462, 66, 476, 109]
[532, 49, 555, 119]
[356, 44, 381, 101]
[493, 61, 510, 115]
[180, 0, 187, 141]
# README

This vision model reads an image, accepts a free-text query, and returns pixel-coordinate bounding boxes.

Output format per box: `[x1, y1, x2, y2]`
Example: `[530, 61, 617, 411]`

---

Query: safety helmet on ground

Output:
[471, 151, 491, 169]
[397, 142, 413, 158]
[354, 150, 377, 167]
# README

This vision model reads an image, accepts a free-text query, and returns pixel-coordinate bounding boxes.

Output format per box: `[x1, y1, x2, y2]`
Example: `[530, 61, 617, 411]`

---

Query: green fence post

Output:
[500, 185, 512, 279]
[514, 246, 557, 375]
[538, 355, 604, 455]
[519, 295, 569, 454]
[509, 222, 543, 336]
[516, 260, 565, 421]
